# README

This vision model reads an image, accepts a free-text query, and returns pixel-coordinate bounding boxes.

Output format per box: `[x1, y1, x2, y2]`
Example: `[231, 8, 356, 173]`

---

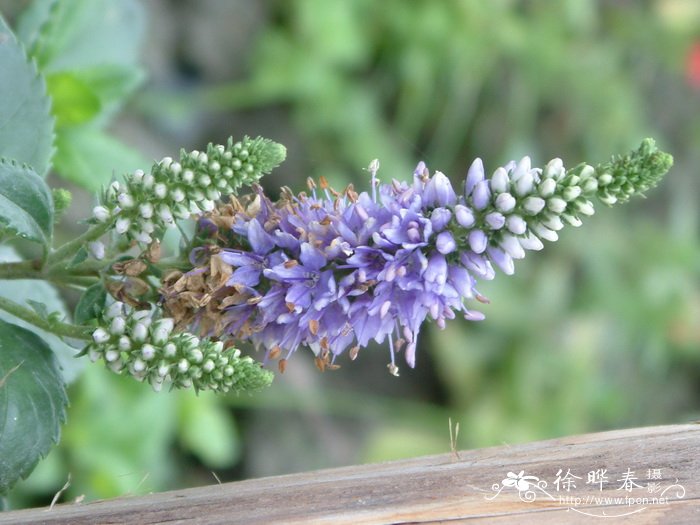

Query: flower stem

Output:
[0, 295, 91, 340]
[48, 223, 112, 266]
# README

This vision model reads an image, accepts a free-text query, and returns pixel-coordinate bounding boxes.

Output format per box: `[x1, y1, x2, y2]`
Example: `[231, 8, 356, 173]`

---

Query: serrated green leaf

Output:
[46, 72, 101, 127]
[0, 318, 67, 495]
[0, 160, 54, 245]
[0, 246, 85, 384]
[53, 128, 149, 191]
[0, 14, 54, 177]
[74, 283, 106, 326]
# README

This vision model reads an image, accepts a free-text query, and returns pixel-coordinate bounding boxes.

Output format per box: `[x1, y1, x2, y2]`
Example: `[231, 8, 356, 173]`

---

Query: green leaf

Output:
[73, 65, 145, 124]
[53, 128, 149, 191]
[74, 283, 106, 326]
[0, 14, 54, 177]
[26, 0, 146, 74]
[0, 318, 67, 495]
[178, 394, 240, 468]
[0, 159, 54, 246]
[46, 72, 101, 127]
[0, 246, 85, 384]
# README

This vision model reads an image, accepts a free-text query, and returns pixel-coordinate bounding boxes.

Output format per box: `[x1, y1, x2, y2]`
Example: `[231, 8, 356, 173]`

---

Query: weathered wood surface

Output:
[1, 424, 698, 524]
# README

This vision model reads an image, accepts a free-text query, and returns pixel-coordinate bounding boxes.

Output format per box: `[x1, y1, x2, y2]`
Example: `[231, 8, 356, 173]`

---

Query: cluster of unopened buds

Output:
[84, 301, 273, 393]
[91, 136, 286, 245]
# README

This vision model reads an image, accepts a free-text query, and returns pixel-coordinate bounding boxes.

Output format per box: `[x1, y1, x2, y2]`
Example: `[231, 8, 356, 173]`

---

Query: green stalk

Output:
[47, 222, 112, 266]
[0, 295, 91, 340]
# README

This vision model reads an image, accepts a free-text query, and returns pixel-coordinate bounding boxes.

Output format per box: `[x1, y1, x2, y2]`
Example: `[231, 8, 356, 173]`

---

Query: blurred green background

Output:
[2, 0, 699, 508]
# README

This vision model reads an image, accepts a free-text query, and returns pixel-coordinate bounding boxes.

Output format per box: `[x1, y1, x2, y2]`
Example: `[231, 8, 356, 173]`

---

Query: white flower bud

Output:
[197, 152, 208, 164]
[575, 200, 595, 216]
[88, 241, 105, 260]
[500, 234, 525, 259]
[598, 173, 613, 186]
[209, 161, 221, 172]
[108, 360, 124, 373]
[506, 215, 527, 235]
[198, 174, 211, 187]
[562, 186, 582, 201]
[160, 156, 173, 168]
[189, 348, 204, 363]
[92, 206, 111, 222]
[582, 178, 598, 193]
[109, 181, 121, 194]
[538, 178, 557, 197]
[140, 220, 155, 233]
[158, 205, 174, 224]
[515, 171, 534, 196]
[110, 316, 126, 335]
[117, 192, 135, 209]
[178, 359, 190, 373]
[203, 359, 215, 373]
[206, 188, 221, 201]
[522, 196, 545, 214]
[222, 167, 233, 178]
[142, 173, 155, 189]
[171, 188, 186, 203]
[139, 203, 154, 219]
[201, 199, 215, 212]
[92, 328, 110, 344]
[158, 363, 170, 377]
[542, 215, 564, 231]
[173, 205, 190, 220]
[495, 192, 516, 213]
[141, 344, 156, 360]
[547, 197, 567, 214]
[163, 343, 177, 357]
[105, 349, 120, 362]
[134, 231, 152, 244]
[490, 167, 509, 194]
[132, 358, 147, 372]
[105, 301, 124, 319]
[519, 232, 544, 251]
[183, 169, 194, 183]
[152, 318, 174, 344]
[132, 322, 148, 342]
[511, 156, 531, 182]
[115, 217, 131, 234]
[170, 162, 182, 175]
[118, 336, 131, 351]
[579, 164, 595, 179]
[133, 169, 145, 182]
[154, 183, 168, 199]
[562, 214, 583, 227]
[150, 377, 164, 392]
[532, 222, 558, 242]
[543, 158, 564, 180]
[88, 348, 101, 362]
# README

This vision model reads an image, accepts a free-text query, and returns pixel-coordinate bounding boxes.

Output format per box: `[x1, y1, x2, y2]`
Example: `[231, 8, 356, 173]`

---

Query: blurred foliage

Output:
[3, 0, 700, 510]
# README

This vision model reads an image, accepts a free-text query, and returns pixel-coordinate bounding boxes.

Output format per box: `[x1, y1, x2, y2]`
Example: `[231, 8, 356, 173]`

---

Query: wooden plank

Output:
[1, 424, 698, 524]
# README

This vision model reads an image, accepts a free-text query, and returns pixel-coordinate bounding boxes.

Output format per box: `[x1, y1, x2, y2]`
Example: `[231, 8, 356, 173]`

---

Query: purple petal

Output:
[430, 207, 452, 231]
[423, 171, 457, 207]
[300, 242, 327, 270]
[248, 219, 274, 254]
[486, 246, 515, 275]
[471, 180, 491, 210]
